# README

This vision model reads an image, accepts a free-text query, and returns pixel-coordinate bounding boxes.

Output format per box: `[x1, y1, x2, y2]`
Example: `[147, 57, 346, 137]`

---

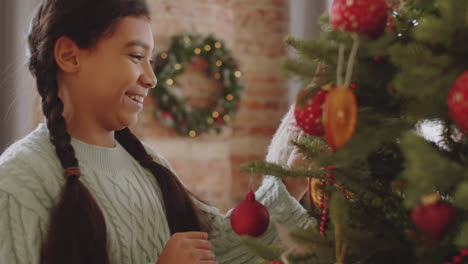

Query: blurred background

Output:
[0, 0, 331, 212]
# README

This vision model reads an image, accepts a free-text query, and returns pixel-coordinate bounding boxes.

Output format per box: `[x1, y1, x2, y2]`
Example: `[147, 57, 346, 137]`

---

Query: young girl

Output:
[0, 0, 310, 263]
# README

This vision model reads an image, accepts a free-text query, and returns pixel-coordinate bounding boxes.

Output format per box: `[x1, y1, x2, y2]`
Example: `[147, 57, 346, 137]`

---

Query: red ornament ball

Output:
[294, 88, 328, 136]
[230, 191, 270, 237]
[330, 0, 388, 38]
[453, 256, 463, 263]
[411, 201, 455, 240]
[447, 71, 468, 134]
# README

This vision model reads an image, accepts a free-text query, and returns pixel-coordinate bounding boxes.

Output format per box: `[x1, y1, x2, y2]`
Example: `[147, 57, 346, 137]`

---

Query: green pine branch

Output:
[240, 161, 323, 180]
[239, 236, 282, 261]
[241, 0, 468, 262]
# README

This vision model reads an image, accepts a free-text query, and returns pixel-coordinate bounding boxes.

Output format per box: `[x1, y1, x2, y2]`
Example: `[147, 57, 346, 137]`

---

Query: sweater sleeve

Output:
[199, 175, 311, 264]
[0, 190, 43, 264]
[145, 146, 312, 264]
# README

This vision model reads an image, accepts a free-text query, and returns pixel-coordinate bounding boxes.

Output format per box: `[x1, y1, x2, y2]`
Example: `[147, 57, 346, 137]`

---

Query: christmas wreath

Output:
[151, 34, 243, 137]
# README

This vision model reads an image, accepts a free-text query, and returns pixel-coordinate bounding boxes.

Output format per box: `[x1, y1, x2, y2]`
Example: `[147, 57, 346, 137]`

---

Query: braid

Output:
[115, 128, 209, 233]
[42, 78, 77, 168]
[39, 77, 110, 264]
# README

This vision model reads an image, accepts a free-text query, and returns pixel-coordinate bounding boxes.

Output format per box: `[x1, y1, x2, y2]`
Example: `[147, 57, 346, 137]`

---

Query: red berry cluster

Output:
[317, 165, 353, 236]
[318, 195, 330, 236]
[318, 165, 334, 236]
[444, 249, 468, 264]
[337, 184, 352, 200]
[320, 165, 352, 199]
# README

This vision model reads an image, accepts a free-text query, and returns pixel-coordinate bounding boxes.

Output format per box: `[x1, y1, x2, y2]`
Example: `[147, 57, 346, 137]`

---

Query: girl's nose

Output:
[141, 64, 157, 88]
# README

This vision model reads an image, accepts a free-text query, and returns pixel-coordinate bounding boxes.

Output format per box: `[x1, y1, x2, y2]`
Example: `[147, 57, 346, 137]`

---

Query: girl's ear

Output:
[54, 36, 80, 73]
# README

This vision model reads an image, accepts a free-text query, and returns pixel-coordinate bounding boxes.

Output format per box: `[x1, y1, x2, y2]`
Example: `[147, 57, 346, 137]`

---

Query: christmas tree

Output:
[240, 0, 468, 263]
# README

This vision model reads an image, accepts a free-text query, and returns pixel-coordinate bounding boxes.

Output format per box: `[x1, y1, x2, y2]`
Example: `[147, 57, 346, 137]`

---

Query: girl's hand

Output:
[157, 232, 216, 264]
[283, 148, 311, 201]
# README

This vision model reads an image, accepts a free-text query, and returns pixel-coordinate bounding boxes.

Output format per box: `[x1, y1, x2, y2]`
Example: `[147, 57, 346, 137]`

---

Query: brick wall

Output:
[137, 0, 290, 213]
[230, 0, 290, 205]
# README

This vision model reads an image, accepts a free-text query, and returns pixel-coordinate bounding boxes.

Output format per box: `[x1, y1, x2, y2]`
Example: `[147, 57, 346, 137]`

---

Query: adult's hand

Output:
[283, 148, 311, 201]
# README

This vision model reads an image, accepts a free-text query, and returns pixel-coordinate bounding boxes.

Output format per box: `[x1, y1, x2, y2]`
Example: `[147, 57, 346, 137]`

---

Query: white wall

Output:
[0, 0, 37, 153]
[288, 0, 328, 104]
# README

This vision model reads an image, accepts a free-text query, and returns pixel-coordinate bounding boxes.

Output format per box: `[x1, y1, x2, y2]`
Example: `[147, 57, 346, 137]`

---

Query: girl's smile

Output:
[56, 16, 157, 146]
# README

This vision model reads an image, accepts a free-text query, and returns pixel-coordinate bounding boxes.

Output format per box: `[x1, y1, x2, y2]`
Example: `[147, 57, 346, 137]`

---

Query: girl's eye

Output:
[130, 55, 144, 62]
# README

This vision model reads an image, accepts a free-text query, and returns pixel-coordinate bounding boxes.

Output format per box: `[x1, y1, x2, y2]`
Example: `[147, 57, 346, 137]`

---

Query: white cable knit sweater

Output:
[0, 107, 309, 264]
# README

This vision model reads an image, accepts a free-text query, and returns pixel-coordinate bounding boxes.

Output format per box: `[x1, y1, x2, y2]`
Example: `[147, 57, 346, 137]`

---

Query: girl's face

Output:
[65, 16, 157, 131]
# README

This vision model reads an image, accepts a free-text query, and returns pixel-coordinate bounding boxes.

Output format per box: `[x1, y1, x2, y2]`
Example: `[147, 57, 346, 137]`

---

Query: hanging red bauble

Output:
[411, 195, 455, 240]
[323, 87, 358, 151]
[294, 88, 328, 136]
[329, 0, 388, 38]
[447, 71, 468, 134]
[230, 191, 270, 237]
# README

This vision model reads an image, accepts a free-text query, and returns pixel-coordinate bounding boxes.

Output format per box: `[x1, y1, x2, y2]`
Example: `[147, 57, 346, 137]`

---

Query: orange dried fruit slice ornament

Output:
[323, 87, 358, 151]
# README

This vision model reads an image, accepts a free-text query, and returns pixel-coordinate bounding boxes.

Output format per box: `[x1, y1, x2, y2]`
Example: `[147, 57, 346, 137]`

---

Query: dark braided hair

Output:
[27, 1, 208, 263]
[115, 128, 210, 233]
